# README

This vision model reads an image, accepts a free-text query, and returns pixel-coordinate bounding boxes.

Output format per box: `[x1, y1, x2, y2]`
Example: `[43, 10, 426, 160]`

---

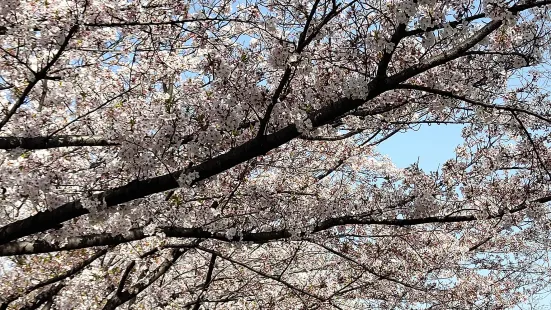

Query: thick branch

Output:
[375, 23, 407, 79]
[83, 17, 248, 28]
[116, 261, 136, 295]
[389, 20, 503, 84]
[0, 95, 375, 245]
[3, 195, 550, 256]
[0, 15, 506, 245]
[0, 121, 251, 150]
[299, 129, 365, 141]
[0, 136, 118, 150]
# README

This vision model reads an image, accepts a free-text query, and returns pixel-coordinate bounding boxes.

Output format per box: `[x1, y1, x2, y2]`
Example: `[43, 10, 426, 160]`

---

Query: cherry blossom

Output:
[1, 0, 551, 309]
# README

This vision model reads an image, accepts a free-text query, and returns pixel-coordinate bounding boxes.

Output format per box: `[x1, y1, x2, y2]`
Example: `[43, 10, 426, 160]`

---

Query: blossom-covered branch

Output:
[0, 136, 119, 150]
[3, 0, 551, 308]
[4, 193, 551, 256]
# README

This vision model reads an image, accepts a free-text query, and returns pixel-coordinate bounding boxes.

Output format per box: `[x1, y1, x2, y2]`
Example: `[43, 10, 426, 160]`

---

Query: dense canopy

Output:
[2, 0, 551, 309]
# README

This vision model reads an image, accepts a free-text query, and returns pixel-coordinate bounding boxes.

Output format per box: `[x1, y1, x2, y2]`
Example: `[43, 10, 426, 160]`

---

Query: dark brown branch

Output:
[256, 67, 293, 137]
[360, 128, 402, 147]
[46, 86, 137, 137]
[116, 261, 136, 295]
[0, 229, 146, 256]
[191, 253, 217, 310]
[511, 112, 551, 180]
[389, 20, 503, 84]
[464, 50, 534, 65]
[511, 0, 551, 12]
[299, 129, 364, 141]
[404, 13, 485, 37]
[468, 236, 493, 252]
[297, 1, 346, 52]
[203, 253, 217, 289]
[3, 194, 550, 256]
[0, 136, 119, 150]
[314, 159, 345, 181]
[395, 83, 551, 124]
[351, 102, 408, 118]
[83, 17, 248, 28]
[196, 246, 325, 302]
[0, 13, 506, 245]
[0, 119, 251, 150]
[18, 283, 65, 310]
[0, 94, 372, 245]
[257, 1, 341, 138]
[375, 23, 406, 80]
[309, 240, 424, 291]
[297, 0, 321, 51]
[403, 1, 551, 37]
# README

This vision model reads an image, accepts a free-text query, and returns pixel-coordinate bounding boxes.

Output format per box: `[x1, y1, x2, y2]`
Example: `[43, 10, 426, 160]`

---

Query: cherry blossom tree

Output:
[2, 0, 551, 308]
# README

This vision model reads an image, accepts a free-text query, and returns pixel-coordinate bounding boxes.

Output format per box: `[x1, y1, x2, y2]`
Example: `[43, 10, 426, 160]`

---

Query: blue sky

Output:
[376, 124, 463, 171]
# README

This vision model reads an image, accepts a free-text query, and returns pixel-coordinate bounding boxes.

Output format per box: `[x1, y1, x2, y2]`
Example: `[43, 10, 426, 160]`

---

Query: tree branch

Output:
[191, 253, 217, 310]
[0, 15, 507, 245]
[0, 249, 107, 308]
[309, 240, 424, 291]
[511, 112, 551, 180]
[403, 1, 551, 37]
[83, 17, 249, 28]
[116, 261, 136, 295]
[196, 246, 325, 302]
[3, 194, 550, 256]
[299, 128, 365, 141]
[0, 136, 119, 150]
[375, 23, 407, 80]
[18, 283, 65, 310]
[395, 83, 551, 124]
[0, 25, 79, 130]
[388, 20, 503, 84]
[102, 248, 189, 310]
